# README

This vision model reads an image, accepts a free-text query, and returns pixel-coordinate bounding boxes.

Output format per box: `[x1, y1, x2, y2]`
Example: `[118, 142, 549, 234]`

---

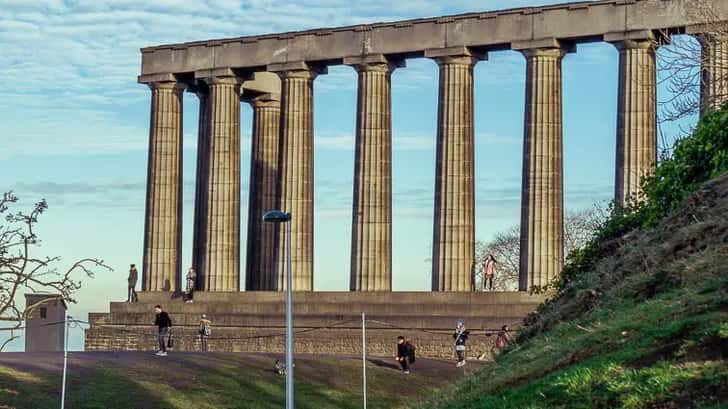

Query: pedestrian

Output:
[127, 264, 138, 303]
[482, 254, 497, 291]
[453, 320, 470, 367]
[395, 336, 411, 374]
[154, 305, 172, 356]
[185, 267, 196, 303]
[199, 314, 211, 352]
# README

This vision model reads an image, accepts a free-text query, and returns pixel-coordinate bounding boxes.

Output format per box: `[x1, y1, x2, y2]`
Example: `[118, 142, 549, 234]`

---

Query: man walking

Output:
[127, 264, 138, 303]
[395, 336, 412, 374]
[154, 305, 172, 356]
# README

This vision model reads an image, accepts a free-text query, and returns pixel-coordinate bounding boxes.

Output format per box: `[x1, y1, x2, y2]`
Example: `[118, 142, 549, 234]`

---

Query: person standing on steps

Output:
[154, 305, 172, 356]
[482, 254, 497, 291]
[494, 324, 511, 353]
[395, 336, 412, 374]
[453, 320, 470, 367]
[185, 267, 196, 303]
[127, 264, 138, 303]
[199, 314, 211, 352]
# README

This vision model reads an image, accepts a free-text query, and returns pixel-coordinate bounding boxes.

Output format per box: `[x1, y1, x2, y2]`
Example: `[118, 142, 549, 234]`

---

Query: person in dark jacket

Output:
[395, 336, 412, 374]
[154, 305, 172, 356]
[127, 264, 138, 303]
[453, 320, 470, 367]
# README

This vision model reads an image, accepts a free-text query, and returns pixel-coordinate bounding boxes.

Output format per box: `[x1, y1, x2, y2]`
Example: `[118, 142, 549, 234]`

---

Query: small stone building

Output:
[25, 294, 67, 352]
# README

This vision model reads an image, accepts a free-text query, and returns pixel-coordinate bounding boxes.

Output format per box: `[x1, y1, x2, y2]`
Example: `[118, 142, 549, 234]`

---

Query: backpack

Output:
[406, 341, 416, 363]
[203, 324, 211, 337]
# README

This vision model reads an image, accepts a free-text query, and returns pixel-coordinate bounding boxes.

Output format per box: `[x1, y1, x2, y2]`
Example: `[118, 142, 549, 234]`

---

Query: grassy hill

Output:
[0, 352, 476, 409]
[421, 105, 728, 409]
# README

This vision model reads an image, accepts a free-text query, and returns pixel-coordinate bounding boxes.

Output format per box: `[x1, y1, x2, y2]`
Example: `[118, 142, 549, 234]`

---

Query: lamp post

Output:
[263, 210, 293, 409]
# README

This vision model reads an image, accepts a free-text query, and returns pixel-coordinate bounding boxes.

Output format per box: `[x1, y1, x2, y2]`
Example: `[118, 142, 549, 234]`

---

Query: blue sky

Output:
[0, 0, 698, 350]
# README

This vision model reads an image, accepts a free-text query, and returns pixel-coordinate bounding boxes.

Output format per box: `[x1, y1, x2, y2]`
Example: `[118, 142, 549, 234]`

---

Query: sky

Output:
[0, 0, 699, 350]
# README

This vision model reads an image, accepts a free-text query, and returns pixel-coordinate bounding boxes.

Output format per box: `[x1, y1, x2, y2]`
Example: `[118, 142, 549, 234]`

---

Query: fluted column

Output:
[199, 76, 243, 291]
[192, 84, 210, 290]
[344, 55, 402, 292]
[517, 46, 566, 292]
[269, 62, 325, 291]
[611, 37, 657, 205]
[699, 33, 728, 115]
[142, 81, 186, 291]
[426, 48, 479, 292]
[245, 95, 281, 291]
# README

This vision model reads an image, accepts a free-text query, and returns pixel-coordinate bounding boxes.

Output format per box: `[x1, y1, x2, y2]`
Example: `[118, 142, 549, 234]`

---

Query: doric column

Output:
[699, 32, 728, 115]
[245, 95, 281, 291]
[425, 47, 482, 292]
[515, 41, 568, 292]
[141, 81, 186, 291]
[192, 84, 210, 290]
[608, 33, 658, 205]
[344, 55, 403, 292]
[199, 75, 243, 291]
[269, 62, 326, 291]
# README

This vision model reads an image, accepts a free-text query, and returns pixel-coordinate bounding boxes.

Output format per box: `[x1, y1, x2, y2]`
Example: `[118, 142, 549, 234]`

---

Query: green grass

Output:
[0, 353, 451, 409]
[419, 175, 728, 409]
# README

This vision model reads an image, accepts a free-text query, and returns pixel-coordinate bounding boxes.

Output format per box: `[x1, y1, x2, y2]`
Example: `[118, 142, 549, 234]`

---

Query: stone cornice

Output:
[140, 0, 728, 76]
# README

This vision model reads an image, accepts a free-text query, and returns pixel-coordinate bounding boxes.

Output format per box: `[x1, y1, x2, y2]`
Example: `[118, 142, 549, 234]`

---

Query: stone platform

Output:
[85, 291, 543, 359]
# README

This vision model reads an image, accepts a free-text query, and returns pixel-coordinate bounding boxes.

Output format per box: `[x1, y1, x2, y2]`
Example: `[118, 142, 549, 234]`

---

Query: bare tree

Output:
[0, 192, 111, 350]
[474, 208, 605, 291]
[659, 0, 728, 123]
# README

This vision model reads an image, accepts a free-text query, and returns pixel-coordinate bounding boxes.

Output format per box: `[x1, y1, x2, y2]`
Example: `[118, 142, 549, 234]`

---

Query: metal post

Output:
[285, 218, 294, 409]
[61, 315, 70, 409]
[362, 312, 367, 409]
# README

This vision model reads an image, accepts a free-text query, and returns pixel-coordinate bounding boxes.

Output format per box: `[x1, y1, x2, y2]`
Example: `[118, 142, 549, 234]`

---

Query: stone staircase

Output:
[85, 291, 543, 359]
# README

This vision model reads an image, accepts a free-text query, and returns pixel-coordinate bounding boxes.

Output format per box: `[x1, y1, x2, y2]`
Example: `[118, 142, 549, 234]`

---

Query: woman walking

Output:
[453, 320, 470, 367]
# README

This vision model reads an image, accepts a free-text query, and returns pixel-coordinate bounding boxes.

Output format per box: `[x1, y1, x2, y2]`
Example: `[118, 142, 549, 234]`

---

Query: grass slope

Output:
[422, 175, 728, 409]
[0, 352, 465, 409]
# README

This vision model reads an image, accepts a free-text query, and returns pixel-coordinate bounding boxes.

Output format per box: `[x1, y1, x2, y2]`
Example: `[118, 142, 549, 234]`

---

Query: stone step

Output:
[109, 301, 539, 316]
[135, 291, 543, 305]
[89, 311, 525, 330]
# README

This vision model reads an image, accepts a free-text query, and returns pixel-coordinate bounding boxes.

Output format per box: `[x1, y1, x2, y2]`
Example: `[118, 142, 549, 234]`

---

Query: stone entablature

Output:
[138, 0, 728, 78]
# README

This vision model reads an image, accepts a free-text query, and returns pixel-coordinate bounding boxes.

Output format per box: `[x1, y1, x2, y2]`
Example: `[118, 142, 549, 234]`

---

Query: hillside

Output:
[421, 112, 728, 408]
[0, 352, 479, 409]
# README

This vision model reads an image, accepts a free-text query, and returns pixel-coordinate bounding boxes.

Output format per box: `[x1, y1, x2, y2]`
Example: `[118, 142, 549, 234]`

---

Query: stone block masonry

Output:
[85, 292, 542, 359]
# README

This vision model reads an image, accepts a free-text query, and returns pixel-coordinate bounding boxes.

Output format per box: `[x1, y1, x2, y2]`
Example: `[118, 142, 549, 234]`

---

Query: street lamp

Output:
[263, 209, 294, 409]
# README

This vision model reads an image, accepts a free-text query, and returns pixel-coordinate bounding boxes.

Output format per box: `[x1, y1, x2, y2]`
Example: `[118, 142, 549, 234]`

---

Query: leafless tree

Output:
[474, 208, 606, 291]
[0, 192, 111, 350]
[659, 0, 728, 124]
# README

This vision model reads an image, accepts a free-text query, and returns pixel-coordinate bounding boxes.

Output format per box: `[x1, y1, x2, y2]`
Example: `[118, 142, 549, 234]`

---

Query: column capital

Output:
[605, 30, 660, 51]
[425, 46, 486, 66]
[512, 38, 575, 58]
[267, 61, 327, 79]
[145, 81, 187, 93]
[343, 54, 405, 72]
[245, 93, 281, 109]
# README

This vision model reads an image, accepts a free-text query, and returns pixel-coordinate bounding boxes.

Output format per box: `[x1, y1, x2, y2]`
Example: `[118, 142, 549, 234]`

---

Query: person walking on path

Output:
[127, 264, 138, 303]
[453, 320, 470, 367]
[199, 314, 211, 352]
[482, 254, 497, 291]
[395, 336, 412, 374]
[154, 305, 172, 356]
[185, 267, 197, 303]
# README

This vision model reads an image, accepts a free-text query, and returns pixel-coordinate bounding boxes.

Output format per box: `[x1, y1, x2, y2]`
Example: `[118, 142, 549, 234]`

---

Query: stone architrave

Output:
[344, 55, 402, 292]
[268, 62, 326, 291]
[142, 81, 186, 292]
[514, 40, 568, 292]
[198, 75, 243, 291]
[425, 47, 481, 292]
[699, 32, 728, 115]
[245, 95, 282, 291]
[607, 32, 658, 205]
